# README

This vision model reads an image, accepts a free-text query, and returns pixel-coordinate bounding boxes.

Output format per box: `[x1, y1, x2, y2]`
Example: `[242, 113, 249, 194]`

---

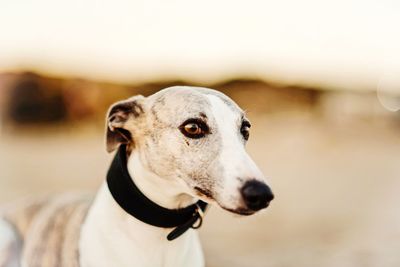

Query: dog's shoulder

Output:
[1, 196, 50, 241]
[2, 193, 93, 267]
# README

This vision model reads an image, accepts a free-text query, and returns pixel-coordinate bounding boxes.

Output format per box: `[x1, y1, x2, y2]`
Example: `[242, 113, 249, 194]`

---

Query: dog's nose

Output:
[241, 180, 274, 211]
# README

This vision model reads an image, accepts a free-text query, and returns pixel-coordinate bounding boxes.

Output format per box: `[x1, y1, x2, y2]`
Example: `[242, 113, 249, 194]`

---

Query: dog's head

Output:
[106, 86, 274, 215]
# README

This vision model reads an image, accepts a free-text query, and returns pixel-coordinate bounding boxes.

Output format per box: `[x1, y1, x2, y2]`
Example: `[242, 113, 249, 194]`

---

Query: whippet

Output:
[0, 86, 274, 267]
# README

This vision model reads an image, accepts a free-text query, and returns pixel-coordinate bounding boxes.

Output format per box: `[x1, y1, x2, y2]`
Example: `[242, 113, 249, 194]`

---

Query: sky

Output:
[0, 0, 399, 92]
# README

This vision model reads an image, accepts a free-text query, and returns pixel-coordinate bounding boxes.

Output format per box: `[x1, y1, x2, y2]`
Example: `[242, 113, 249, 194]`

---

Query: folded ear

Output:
[106, 95, 145, 153]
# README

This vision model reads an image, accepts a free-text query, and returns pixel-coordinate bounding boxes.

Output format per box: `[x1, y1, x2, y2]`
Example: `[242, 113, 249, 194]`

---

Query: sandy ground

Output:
[1, 112, 400, 267]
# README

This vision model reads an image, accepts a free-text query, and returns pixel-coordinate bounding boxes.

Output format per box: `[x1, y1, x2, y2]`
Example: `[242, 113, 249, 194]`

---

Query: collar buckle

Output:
[191, 203, 205, 229]
[167, 203, 208, 241]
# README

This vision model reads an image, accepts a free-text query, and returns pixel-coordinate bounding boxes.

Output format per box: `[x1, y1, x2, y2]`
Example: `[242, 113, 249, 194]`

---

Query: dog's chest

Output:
[79, 185, 205, 267]
[80, 231, 204, 267]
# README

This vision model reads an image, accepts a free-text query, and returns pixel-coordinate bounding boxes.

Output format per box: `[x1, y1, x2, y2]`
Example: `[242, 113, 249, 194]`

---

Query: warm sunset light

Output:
[0, 0, 399, 91]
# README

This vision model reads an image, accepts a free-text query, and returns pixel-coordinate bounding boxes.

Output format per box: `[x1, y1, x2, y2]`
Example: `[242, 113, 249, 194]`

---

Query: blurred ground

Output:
[0, 79, 399, 267]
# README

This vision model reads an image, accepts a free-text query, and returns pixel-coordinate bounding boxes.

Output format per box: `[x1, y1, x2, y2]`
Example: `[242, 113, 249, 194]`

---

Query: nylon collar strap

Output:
[106, 145, 208, 241]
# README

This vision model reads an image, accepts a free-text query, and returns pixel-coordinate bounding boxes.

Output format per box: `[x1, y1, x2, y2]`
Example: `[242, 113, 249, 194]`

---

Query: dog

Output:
[0, 86, 274, 267]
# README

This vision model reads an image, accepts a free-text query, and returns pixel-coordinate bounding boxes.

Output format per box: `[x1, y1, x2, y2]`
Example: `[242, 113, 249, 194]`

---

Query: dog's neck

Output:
[126, 151, 197, 210]
[79, 150, 205, 267]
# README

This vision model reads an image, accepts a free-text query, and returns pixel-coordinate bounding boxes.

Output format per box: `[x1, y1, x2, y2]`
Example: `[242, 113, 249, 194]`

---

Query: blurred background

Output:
[0, 1, 400, 266]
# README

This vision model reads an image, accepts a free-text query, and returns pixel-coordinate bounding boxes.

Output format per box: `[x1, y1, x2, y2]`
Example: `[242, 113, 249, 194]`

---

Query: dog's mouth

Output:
[222, 203, 271, 216]
[192, 184, 272, 216]
[193, 187, 216, 204]
[193, 188, 270, 216]
[222, 207, 258, 216]
[220, 199, 271, 216]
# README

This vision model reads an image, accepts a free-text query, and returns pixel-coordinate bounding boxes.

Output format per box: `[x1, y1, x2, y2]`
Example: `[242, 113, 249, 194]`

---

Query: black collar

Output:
[106, 145, 208, 241]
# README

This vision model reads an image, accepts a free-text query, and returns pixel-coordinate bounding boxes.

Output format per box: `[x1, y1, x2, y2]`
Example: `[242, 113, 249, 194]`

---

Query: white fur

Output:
[127, 151, 196, 209]
[206, 94, 267, 209]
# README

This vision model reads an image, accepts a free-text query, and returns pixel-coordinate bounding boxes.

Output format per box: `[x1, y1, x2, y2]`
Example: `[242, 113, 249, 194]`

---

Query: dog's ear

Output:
[106, 95, 145, 153]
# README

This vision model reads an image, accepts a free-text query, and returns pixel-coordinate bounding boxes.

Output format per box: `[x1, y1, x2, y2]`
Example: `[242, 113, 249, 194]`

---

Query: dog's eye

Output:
[240, 121, 251, 141]
[184, 123, 202, 135]
[179, 119, 209, 139]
